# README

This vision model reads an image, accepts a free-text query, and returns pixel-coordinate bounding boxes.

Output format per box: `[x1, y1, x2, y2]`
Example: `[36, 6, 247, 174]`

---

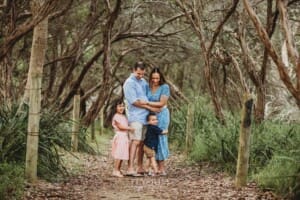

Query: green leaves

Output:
[170, 96, 300, 197]
[0, 104, 95, 181]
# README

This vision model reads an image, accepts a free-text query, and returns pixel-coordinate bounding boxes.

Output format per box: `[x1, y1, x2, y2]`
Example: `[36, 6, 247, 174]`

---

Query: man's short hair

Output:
[134, 61, 146, 70]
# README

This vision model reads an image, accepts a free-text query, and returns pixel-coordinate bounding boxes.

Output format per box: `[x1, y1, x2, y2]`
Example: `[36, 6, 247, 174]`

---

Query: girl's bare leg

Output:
[118, 160, 123, 173]
[113, 159, 123, 177]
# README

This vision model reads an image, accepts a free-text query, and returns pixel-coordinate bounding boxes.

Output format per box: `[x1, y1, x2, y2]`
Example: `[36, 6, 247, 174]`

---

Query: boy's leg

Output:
[150, 157, 158, 174]
[144, 157, 150, 173]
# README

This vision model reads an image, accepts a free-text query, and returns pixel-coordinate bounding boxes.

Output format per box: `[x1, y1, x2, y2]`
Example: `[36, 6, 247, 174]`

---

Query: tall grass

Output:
[0, 163, 24, 200]
[169, 96, 300, 198]
[0, 104, 95, 180]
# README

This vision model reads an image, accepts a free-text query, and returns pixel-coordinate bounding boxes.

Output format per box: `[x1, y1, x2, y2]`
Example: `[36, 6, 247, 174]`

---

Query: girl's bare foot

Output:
[112, 171, 124, 178]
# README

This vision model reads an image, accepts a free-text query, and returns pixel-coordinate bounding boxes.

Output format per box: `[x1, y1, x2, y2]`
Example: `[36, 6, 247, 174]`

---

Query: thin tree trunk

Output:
[99, 107, 104, 135]
[83, 0, 121, 126]
[176, 0, 229, 124]
[91, 121, 95, 141]
[254, 0, 273, 123]
[185, 102, 195, 154]
[71, 94, 80, 151]
[242, 0, 300, 107]
[235, 93, 254, 187]
[25, 1, 48, 181]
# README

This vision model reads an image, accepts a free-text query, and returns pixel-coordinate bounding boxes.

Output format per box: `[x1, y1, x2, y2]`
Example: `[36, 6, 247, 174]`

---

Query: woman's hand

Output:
[138, 100, 148, 105]
[144, 105, 161, 113]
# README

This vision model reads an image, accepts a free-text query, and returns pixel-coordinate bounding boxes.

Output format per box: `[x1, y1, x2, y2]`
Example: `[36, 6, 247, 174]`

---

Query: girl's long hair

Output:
[108, 98, 125, 125]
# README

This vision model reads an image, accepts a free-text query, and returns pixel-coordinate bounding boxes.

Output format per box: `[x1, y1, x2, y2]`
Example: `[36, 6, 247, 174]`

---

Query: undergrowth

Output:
[169, 96, 300, 198]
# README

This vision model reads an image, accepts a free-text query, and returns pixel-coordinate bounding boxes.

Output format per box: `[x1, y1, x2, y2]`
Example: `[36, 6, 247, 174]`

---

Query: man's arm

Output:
[133, 100, 161, 112]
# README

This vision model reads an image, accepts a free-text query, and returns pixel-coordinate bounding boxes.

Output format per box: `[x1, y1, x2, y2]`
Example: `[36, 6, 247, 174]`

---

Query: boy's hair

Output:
[146, 112, 156, 121]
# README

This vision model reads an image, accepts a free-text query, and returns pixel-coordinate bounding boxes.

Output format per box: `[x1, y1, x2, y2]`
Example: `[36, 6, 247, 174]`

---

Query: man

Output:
[123, 61, 149, 175]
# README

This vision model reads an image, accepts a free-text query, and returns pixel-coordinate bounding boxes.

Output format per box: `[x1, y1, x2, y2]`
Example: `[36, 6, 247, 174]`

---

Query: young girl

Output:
[111, 100, 134, 177]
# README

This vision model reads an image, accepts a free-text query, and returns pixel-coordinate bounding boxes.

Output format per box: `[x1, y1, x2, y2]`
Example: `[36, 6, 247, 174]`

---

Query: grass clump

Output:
[170, 96, 300, 198]
[254, 154, 300, 199]
[0, 163, 24, 200]
[0, 104, 95, 181]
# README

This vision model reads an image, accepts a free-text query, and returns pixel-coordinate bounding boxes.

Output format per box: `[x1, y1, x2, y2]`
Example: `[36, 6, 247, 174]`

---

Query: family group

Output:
[111, 61, 170, 178]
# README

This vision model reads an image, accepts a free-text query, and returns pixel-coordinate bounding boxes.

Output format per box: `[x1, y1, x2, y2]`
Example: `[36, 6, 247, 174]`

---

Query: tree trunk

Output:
[99, 107, 104, 135]
[243, 0, 300, 107]
[91, 121, 95, 141]
[0, 57, 13, 108]
[185, 102, 195, 154]
[25, 0, 48, 182]
[235, 93, 253, 187]
[176, 65, 185, 90]
[176, 0, 227, 124]
[83, 0, 121, 126]
[71, 94, 80, 151]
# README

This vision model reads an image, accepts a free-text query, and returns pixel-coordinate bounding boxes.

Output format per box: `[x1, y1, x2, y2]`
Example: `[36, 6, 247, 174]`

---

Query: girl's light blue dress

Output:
[146, 84, 170, 160]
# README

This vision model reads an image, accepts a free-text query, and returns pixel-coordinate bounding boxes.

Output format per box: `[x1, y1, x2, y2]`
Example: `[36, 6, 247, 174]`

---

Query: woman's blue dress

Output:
[146, 84, 170, 160]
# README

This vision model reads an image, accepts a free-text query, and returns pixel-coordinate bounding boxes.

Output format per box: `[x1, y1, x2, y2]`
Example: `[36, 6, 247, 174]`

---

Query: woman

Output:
[145, 67, 170, 175]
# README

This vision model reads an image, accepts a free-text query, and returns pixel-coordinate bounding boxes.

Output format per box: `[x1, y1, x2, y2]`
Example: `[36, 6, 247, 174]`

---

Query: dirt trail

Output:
[25, 139, 279, 200]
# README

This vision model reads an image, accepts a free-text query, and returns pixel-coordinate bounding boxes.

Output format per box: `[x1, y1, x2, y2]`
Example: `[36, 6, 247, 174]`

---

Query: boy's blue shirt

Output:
[144, 124, 163, 151]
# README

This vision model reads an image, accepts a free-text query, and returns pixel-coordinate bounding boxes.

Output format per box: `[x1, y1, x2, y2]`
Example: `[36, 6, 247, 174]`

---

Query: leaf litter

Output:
[24, 143, 281, 200]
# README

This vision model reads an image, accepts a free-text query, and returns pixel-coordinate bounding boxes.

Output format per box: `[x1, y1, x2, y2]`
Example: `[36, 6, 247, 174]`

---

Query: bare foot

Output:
[112, 171, 124, 178]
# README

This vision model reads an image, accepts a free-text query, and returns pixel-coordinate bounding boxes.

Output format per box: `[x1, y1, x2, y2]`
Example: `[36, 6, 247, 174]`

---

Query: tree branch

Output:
[207, 0, 239, 56]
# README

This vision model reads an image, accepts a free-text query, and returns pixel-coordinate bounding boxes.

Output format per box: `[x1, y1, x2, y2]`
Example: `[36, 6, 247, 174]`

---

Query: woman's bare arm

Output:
[147, 95, 168, 108]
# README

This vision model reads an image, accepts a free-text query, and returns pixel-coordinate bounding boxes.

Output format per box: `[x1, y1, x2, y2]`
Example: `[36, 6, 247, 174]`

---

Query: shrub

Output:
[170, 96, 300, 197]
[0, 163, 24, 200]
[0, 104, 95, 181]
[254, 153, 300, 199]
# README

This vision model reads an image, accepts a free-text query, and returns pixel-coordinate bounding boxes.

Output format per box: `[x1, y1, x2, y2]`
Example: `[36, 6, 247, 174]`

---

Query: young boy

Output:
[143, 112, 167, 176]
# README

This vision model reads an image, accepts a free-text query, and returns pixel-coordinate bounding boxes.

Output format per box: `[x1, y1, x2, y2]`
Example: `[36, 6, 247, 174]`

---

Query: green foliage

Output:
[0, 105, 27, 162]
[254, 154, 300, 199]
[250, 121, 300, 169]
[0, 104, 95, 181]
[170, 96, 300, 197]
[251, 123, 300, 198]
[0, 163, 24, 200]
[170, 96, 239, 166]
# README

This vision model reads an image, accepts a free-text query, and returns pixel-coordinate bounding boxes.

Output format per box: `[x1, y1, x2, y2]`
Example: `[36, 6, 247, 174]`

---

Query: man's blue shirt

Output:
[123, 74, 149, 124]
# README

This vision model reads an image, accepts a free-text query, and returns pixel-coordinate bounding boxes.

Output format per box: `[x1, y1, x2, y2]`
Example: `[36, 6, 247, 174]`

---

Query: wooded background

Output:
[1, 0, 300, 125]
[1, 1, 300, 198]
